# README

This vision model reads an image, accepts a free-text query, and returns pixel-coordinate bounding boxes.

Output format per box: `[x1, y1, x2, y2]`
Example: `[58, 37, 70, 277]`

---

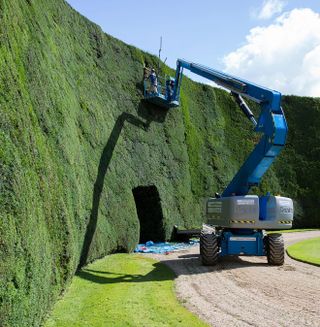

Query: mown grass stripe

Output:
[45, 254, 209, 327]
[286, 237, 320, 267]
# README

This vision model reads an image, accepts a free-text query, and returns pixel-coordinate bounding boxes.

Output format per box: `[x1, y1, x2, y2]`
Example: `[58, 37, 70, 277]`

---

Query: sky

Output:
[66, 0, 320, 96]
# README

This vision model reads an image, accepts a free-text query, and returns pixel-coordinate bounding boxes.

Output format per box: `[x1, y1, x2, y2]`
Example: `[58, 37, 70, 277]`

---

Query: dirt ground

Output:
[148, 231, 320, 327]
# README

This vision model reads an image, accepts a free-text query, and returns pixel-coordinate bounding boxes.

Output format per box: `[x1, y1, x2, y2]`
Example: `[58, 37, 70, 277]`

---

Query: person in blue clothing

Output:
[149, 68, 158, 94]
[166, 79, 175, 101]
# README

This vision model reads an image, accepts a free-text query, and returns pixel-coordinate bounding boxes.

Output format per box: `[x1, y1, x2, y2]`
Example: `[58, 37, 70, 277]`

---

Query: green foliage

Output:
[287, 237, 320, 266]
[274, 96, 320, 227]
[0, 0, 319, 325]
[45, 254, 208, 327]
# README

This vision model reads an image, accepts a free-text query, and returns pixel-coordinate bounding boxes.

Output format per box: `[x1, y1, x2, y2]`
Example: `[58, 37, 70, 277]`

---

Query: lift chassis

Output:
[144, 59, 294, 265]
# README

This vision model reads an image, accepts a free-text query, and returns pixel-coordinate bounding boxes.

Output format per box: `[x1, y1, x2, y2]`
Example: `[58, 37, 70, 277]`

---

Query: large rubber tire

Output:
[200, 231, 219, 266]
[266, 233, 285, 265]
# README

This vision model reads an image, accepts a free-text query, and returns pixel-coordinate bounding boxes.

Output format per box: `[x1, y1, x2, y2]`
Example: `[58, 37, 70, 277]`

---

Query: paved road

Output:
[149, 231, 320, 327]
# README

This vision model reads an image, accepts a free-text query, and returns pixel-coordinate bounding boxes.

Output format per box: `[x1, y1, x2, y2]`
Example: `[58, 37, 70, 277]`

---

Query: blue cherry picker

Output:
[144, 59, 294, 265]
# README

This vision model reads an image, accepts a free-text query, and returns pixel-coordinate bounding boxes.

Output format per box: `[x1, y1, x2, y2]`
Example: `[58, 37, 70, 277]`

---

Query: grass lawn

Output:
[286, 237, 320, 266]
[268, 228, 320, 234]
[45, 254, 208, 327]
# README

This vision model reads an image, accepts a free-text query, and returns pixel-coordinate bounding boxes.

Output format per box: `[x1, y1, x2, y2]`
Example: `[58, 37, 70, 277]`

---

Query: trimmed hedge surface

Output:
[0, 0, 319, 325]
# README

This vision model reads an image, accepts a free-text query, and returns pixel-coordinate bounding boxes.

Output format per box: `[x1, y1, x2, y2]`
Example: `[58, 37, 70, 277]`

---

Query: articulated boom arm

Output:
[173, 59, 288, 197]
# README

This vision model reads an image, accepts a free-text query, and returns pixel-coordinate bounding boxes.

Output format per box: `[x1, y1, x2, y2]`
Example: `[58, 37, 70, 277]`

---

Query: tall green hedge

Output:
[0, 0, 319, 326]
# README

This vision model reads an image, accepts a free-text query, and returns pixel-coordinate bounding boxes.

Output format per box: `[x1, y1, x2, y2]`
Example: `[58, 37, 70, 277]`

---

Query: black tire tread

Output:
[267, 233, 285, 265]
[200, 231, 219, 266]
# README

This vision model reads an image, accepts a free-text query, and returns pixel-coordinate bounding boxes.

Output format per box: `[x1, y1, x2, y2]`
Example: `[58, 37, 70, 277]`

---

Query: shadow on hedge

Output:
[79, 112, 149, 268]
[79, 105, 169, 268]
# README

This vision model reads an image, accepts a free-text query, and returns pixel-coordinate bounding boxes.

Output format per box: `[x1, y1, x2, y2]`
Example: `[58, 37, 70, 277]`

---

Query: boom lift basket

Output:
[143, 73, 179, 109]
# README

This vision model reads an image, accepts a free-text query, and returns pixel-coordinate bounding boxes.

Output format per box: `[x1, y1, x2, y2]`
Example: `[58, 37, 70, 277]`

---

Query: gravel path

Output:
[148, 231, 320, 327]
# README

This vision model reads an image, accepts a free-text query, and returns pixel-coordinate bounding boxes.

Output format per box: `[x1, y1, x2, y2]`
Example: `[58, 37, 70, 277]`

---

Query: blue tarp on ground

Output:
[134, 240, 199, 254]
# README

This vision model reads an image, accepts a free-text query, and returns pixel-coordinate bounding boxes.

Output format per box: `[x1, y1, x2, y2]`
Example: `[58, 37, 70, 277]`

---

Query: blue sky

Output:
[66, 1, 320, 96]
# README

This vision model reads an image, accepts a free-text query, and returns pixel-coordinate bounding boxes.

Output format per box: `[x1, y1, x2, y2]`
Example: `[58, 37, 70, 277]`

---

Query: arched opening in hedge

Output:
[132, 185, 165, 243]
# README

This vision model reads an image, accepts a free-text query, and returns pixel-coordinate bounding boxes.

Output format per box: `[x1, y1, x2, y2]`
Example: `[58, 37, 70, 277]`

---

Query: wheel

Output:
[200, 230, 219, 266]
[266, 233, 285, 265]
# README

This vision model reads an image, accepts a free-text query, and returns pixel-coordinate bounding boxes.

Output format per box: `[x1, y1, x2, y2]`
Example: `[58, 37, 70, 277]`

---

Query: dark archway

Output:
[132, 185, 165, 243]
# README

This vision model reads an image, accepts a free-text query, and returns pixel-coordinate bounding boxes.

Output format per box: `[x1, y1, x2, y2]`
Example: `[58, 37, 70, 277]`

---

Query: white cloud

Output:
[223, 8, 320, 96]
[256, 0, 287, 20]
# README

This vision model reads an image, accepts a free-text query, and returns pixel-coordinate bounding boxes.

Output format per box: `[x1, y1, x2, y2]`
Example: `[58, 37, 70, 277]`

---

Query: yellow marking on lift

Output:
[230, 220, 256, 224]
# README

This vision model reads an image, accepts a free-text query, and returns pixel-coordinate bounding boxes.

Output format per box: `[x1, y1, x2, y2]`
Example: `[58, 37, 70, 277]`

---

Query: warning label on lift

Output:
[207, 201, 222, 214]
[229, 237, 256, 242]
[236, 199, 255, 205]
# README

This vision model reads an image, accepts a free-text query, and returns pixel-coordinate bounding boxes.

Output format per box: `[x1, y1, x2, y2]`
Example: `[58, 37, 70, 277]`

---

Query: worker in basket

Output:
[166, 79, 175, 101]
[149, 68, 158, 94]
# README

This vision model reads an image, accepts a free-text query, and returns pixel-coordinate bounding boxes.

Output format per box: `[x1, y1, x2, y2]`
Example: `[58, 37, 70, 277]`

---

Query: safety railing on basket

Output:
[144, 72, 169, 97]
